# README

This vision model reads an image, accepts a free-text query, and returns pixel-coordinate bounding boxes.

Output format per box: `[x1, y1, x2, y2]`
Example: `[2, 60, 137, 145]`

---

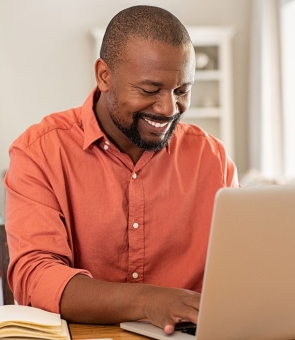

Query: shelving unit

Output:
[185, 27, 235, 158]
[92, 26, 235, 158]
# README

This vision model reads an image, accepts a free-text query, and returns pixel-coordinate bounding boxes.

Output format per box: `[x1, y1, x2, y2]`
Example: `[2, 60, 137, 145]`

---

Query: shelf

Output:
[195, 70, 221, 81]
[184, 107, 221, 119]
[191, 80, 220, 108]
[186, 26, 234, 157]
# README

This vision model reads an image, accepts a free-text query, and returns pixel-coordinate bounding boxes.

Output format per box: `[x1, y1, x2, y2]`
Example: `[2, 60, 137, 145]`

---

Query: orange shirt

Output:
[5, 89, 239, 313]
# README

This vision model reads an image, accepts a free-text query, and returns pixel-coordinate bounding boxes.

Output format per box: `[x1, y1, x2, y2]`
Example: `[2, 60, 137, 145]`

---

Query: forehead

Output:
[118, 37, 195, 83]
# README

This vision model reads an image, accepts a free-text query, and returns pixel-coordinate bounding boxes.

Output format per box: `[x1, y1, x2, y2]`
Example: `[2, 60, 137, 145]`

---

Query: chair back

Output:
[0, 224, 14, 304]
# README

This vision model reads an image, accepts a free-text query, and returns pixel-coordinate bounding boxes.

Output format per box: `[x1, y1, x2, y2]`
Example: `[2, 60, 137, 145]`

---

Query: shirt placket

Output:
[127, 170, 145, 282]
[100, 138, 153, 283]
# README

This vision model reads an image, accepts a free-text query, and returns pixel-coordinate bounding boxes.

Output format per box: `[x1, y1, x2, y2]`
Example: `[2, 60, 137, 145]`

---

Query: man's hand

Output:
[142, 285, 200, 334]
[60, 275, 200, 334]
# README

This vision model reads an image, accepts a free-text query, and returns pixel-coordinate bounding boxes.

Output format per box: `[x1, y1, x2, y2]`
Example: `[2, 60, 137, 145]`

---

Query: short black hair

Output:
[100, 5, 192, 70]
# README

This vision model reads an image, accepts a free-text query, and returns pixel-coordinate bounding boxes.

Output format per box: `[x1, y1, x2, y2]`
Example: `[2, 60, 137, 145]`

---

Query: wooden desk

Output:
[69, 323, 153, 340]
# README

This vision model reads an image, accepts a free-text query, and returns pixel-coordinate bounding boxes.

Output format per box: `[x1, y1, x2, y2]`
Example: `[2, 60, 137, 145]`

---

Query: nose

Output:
[152, 92, 179, 117]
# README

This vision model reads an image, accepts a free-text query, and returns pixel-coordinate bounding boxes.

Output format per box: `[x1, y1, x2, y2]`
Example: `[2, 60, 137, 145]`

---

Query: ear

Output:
[94, 58, 111, 92]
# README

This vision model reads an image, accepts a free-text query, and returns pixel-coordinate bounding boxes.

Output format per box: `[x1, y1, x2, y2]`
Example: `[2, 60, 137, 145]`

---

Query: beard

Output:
[110, 110, 181, 152]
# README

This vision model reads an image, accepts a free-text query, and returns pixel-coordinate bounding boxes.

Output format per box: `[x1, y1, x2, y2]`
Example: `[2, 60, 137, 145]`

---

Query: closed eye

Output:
[141, 88, 190, 96]
[141, 88, 160, 95]
[174, 88, 190, 96]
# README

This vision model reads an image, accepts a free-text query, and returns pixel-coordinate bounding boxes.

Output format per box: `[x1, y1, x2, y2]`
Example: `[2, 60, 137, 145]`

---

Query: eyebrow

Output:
[138, 80, 163, 87]
[139, 79, 194, 87]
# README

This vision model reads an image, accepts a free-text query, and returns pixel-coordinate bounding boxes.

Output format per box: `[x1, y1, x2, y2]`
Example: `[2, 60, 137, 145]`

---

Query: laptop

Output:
[120, 185, 295, 340]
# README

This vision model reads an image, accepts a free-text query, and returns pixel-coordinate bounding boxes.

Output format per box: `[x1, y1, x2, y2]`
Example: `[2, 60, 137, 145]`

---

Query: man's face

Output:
[102, 37, 195, 152]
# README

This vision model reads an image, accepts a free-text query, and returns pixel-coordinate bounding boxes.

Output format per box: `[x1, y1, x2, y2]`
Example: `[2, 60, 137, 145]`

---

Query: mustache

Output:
[135, 111, 181, 123]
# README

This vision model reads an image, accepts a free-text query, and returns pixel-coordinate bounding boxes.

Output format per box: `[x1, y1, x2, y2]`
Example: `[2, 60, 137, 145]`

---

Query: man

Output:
[4, 5, 239, 334]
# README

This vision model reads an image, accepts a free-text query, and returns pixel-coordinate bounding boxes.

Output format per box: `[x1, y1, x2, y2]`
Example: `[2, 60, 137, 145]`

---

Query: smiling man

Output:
[4, 5, 239, 335]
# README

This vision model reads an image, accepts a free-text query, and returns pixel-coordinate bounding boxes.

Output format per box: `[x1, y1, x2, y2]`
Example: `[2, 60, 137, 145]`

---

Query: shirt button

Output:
[133, 222, 139, 229]
[132, 272, 139, 279]
[132, 173, 137, 179]
[103, 144, 108, 150]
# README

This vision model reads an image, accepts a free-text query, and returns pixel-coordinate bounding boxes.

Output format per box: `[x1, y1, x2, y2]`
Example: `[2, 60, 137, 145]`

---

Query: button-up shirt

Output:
[5, 88, 239, 313]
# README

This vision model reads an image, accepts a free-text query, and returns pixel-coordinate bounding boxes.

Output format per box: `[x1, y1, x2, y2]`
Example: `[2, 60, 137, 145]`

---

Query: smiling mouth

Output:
[143, 118, 169, 128]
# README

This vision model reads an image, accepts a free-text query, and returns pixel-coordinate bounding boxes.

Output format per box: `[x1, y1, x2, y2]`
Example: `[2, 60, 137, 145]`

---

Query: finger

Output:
[173, 301, 199, 325]
[183, 290, 201, 309]
[163, 316, 184, 334]
[164, 324, 175, 335]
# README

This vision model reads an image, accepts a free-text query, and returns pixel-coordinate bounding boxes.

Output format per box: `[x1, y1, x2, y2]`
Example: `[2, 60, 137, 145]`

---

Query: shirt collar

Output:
[82, 87, 104, 150]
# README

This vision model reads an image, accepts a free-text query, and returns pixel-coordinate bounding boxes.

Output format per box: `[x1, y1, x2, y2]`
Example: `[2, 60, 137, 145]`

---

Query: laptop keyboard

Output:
[175, 322, 197, 336]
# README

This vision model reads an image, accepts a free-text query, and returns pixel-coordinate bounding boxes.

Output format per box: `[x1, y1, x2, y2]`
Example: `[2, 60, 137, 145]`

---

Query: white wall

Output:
[0, 0, 252, 219]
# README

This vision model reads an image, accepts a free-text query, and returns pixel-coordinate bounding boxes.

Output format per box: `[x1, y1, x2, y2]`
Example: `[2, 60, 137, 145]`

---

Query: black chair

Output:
[0, 224, 14, 304]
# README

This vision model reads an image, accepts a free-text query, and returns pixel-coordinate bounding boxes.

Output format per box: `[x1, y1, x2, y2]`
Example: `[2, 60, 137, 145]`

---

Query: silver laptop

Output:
[121, 185, 295, 340]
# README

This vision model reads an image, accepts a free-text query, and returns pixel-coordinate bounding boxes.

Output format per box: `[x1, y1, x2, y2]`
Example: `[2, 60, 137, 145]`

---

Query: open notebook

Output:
[0, 305, 70, 339]
[121, 185, 295, 340]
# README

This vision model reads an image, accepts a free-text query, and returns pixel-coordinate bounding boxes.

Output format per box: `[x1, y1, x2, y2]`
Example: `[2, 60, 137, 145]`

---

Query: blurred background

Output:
[0, 0, 294, 221]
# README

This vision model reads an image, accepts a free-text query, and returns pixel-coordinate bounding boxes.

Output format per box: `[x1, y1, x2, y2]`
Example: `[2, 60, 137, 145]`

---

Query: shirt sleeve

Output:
[217, 139, 240, 188]
[4, 141, 92, 313]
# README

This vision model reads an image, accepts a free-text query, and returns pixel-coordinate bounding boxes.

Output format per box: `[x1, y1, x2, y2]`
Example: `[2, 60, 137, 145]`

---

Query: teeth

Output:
[144, 118, 168, 128]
